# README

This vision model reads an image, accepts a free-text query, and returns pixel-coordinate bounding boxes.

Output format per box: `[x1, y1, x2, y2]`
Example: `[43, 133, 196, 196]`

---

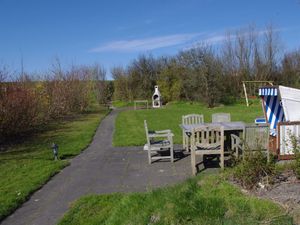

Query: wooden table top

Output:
[180, 121, 245, 131]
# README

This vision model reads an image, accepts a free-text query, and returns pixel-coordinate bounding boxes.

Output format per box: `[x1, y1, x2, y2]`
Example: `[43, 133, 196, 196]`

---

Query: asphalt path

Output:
[1, 109, 191, 225]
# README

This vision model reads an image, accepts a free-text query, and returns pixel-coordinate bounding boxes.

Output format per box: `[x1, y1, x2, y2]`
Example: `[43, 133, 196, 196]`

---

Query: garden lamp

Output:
[51, 143, 59, 160]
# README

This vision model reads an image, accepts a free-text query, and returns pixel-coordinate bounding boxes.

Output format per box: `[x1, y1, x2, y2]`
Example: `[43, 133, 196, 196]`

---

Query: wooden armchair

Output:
[231, 124, 270, 161]
[190, 125, 224, 175]
[144, 120, 174, 164]
[182, 114, 204, 151]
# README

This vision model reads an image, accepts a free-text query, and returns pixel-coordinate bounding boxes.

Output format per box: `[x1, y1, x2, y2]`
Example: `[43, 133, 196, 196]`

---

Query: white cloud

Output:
[90, 33, 202, 52]
[204, 35, 227, 44]
[90, 26, 288, 53]
[201, 27, 284, 45]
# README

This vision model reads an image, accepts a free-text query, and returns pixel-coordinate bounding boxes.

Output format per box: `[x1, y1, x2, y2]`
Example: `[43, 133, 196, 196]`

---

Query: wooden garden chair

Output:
[182, 114, 204, 151]
[190, 125, 224, 175]
[212, 113, 231, 122]
[144, 120, 174, 164]
[231, 124, 270, 161]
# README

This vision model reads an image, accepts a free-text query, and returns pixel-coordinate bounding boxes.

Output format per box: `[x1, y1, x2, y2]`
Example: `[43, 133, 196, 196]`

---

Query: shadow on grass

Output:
[59, 153, 79, 160]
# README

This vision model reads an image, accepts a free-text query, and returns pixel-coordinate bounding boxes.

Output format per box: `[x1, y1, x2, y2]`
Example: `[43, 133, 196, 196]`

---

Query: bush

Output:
[290, 135, 300, 179]
[0, 82, 41, 142]
[219, 95, 237, 105]
[0, 64, 109, 144]
[294, 158, 300, 179]
[232, 151, 275, 189]
[285, 131, 300, 179]
[45, 65, 96, 118]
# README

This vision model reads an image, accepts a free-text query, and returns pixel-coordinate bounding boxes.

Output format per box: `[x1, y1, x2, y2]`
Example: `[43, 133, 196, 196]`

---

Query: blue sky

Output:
[0, 0, 300, 79]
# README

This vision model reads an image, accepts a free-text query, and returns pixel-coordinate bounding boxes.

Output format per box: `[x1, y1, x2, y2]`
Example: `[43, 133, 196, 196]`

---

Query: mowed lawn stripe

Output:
[58, 174, 292, 225]
[114, 101, 262, 146]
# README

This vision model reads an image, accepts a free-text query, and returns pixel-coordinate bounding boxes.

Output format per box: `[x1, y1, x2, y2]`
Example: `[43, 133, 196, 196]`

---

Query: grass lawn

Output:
[0, 108, 109, 221]
[58, 173, 292, 225]
[112, 100, 135, 108]
[114, 101, 263, 146]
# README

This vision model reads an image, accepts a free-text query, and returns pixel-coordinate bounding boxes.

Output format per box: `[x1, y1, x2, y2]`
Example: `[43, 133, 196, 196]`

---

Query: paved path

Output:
[1, 109, 192, 225]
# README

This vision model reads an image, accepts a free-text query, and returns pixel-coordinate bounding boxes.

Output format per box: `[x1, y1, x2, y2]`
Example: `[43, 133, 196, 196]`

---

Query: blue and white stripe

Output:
[270, 129, 277, 137]
[258, 87, 278, 96]
[259, 87, 285, 136]
[255, 117, 266, 124]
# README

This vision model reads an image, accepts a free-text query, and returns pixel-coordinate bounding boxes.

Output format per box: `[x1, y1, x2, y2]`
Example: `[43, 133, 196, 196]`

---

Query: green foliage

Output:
[111, 55, 159, 101]
[157, 62, 182, 103]
[177, 47, 224, 107]
[285, 130, 300, 179]
[220, 95, 238, 105]
[288, 132, 300, 179]
[292, 137, 300, 181]
[111, 67, 130, 101]
[97, 80, 114, 105]
[58, 174, 292, 225]
[294, 158, 300, 179]
[113, 101, 262, 146]
[0, 109, 108, 220]
[233, 151, 276, 189]
[128, 54, 158, 99]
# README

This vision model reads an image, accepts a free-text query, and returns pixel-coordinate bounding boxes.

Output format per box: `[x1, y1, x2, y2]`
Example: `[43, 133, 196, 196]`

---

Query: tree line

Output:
[112, 25, 300, 107]
[1, 24, 300, 143]
[0, 61, 112, 143]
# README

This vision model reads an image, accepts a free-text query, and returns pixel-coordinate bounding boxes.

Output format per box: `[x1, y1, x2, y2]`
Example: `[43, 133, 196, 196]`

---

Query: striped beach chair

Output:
[259, 85, 300, 159]
[259, 86, 285, 137]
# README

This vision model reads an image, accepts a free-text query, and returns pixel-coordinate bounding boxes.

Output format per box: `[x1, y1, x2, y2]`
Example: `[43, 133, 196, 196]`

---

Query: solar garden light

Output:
[51, 143, 59, 160]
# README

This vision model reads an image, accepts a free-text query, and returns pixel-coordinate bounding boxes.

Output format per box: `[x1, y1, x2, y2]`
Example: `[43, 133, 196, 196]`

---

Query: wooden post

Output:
[243, 82, 249, 107]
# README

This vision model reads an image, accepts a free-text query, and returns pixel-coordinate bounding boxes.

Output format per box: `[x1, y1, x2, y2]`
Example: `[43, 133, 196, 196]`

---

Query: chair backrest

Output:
[244, 124, 269, 150]
[192, 126, 224, 149]
[212, 113, 231, 123]
[144, 120, 150, 145]
[182, 114, 204, 125]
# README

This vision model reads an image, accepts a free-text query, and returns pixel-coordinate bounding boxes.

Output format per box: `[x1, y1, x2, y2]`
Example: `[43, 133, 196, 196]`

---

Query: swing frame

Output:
[242, 81, 273, 107]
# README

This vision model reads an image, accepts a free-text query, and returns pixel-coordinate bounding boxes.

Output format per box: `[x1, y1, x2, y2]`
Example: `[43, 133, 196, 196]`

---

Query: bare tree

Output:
[281, 49, 300, 87]
[263, 24, 281, 79]
[222, 31, 238, 75]
[111, 66, 130, 101]
[127, 54, 158, 99]
[92, 64, 113, 105]
[234, 26, 257, 79]
[0, 65, 8, 82]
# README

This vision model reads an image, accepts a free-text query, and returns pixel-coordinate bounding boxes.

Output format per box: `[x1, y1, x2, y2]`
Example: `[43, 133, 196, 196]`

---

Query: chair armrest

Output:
[231, 134, 242, 148]
[148, 133, 174, 138]
[155, 129, 171, 134]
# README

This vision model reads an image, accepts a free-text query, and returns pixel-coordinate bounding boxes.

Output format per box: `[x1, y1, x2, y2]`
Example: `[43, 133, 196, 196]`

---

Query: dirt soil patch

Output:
[255, 171, 300, 224]
[230, 169, 300, 224]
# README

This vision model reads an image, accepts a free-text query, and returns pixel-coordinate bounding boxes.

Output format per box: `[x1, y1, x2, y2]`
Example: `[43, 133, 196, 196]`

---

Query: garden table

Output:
[180, 121, 245, 133]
